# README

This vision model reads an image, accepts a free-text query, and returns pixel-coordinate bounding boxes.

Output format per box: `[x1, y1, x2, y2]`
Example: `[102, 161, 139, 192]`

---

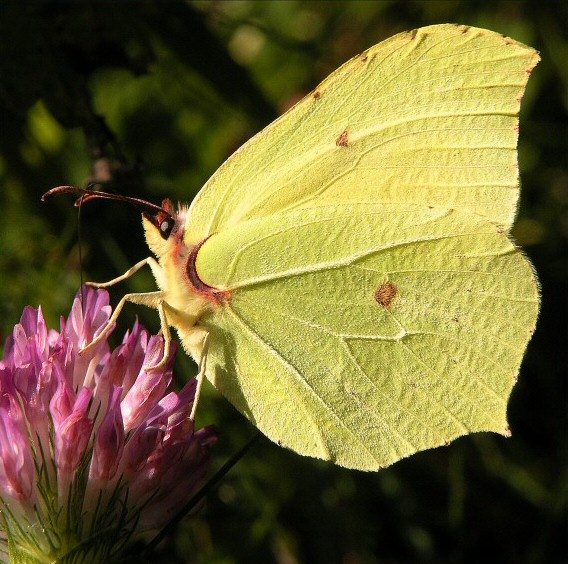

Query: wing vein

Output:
[224, 305, 384, 463]
[229, 231, 512, 290]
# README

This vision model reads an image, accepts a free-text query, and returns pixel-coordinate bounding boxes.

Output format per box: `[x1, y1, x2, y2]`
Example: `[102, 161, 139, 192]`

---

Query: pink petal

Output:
[90, 386, 125, 481]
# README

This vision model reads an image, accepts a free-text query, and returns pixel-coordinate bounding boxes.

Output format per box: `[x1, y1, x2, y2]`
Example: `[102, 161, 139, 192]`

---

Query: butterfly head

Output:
[42, 184, 187, 256]
[141, 198, 188, 261]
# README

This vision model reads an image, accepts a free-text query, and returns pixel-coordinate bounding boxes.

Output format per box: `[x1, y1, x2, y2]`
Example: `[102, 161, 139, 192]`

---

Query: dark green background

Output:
[1, 2, 566, 563]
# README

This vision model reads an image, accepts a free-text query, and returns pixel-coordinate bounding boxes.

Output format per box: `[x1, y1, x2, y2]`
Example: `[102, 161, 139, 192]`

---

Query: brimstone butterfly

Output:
[45, 24, 540, 471]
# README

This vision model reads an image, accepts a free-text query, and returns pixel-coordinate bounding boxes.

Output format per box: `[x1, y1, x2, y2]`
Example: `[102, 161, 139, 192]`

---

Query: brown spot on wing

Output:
[374, 281, 398, 309]
[336, 130, 349, 147]
[313, 90, 321, 100]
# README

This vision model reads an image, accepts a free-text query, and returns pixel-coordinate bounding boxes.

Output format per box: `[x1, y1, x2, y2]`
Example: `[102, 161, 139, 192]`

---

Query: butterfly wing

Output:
[186, 24, 539, 243]
[196, 205, 538, 469]
[181, 25, 539, 469]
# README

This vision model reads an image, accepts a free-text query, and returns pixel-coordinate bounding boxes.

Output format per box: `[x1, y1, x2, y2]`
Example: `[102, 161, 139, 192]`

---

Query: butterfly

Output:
[44, 24, 540, 471]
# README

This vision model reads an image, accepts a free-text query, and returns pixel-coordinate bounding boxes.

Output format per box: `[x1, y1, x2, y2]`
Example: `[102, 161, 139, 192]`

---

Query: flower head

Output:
[0, 287, 216, 563]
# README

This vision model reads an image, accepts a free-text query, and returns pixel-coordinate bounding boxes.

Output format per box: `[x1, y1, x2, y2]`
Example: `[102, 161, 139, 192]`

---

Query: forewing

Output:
[197, 205, 539, 470]
[186, 24, 539, 243]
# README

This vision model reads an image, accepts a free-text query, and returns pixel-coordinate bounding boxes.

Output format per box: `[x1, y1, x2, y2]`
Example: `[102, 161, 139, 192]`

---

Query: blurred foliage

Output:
[1, 1, 566, 563]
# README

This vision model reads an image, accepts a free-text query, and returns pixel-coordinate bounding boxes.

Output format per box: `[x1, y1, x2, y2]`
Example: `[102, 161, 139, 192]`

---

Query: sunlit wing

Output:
[186, 24, 539, 243]
[197, 205, 538, 469]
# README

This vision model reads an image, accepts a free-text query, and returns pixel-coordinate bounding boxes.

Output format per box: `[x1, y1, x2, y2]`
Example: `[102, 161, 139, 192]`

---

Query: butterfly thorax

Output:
[142, 207, 224, 360]
[143, 209, 211, 312]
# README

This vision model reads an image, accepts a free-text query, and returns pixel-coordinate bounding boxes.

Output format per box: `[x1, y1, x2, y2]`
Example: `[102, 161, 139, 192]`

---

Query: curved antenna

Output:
[41, 185, 167, 216]
[42, 185, 176, 240]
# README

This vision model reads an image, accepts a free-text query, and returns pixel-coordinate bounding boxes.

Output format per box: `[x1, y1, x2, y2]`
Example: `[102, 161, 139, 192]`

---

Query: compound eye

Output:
[142, 207, 176, 240]
[159, 217, 174, 239]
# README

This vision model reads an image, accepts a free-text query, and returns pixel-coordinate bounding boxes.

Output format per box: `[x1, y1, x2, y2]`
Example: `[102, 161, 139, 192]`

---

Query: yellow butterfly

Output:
[45, 24, 540, 471]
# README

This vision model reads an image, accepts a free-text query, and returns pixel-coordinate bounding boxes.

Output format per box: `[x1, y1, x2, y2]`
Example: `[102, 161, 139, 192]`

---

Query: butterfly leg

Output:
[143, 299, 173, 371]
[86, 257, 161, 288]
[190, 333, 209, 421]
[79, 290, 165, 358]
